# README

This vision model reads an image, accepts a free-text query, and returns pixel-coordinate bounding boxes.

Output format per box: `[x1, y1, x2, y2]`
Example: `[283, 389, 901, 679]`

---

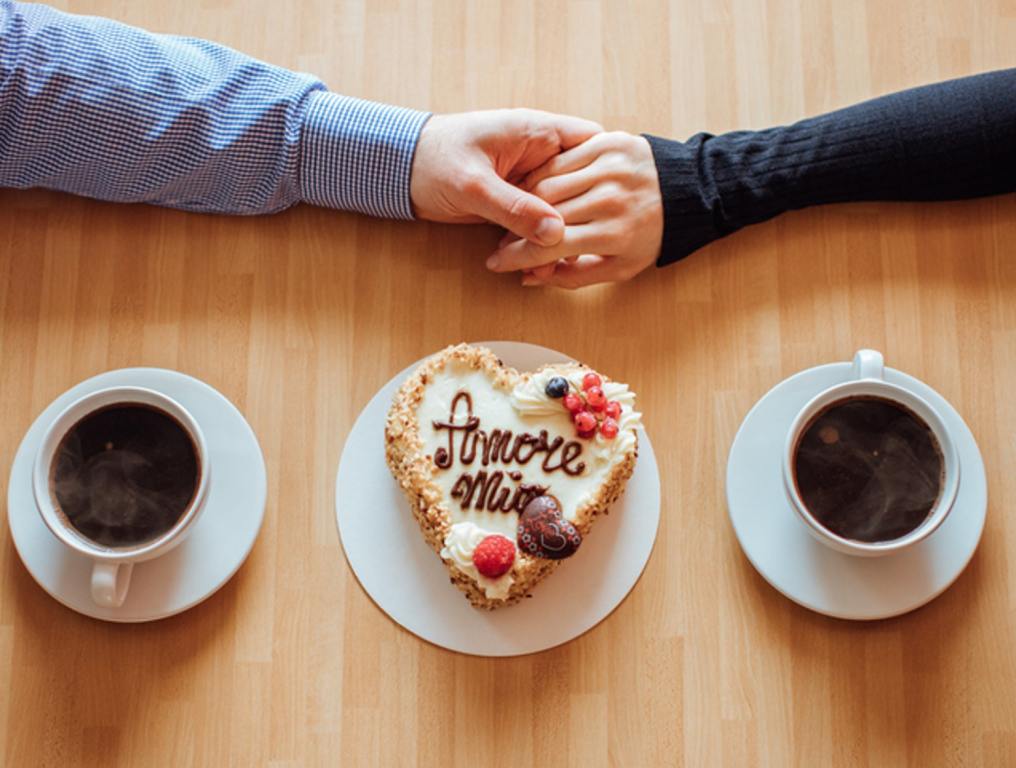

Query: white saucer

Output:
[336, 341, 661, 656]
[7, 368, 267, 622]
[727, 360, 986, 620]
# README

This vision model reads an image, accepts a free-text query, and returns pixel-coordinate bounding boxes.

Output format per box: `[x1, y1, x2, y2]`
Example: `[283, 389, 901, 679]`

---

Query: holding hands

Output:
[410, 109, 604, 247]
[486, 132, 664, 289]
[408, 110, 664, 288]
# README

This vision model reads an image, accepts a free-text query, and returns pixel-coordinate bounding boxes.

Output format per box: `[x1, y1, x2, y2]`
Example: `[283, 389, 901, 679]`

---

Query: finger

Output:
[529, 262, 557, 280]
[498, 231, 521, 249]
[499, 111, 605, 178]
[470, 174, 565, 245]
[531, 111, 604, 150]
[527, 163, 604, 206]
[486, 224, 609, 272]
[553, 188, 621, 224]
[527, 255, 623, 289]
[522, 136, 605, 191]
[523, 256, 575, 283]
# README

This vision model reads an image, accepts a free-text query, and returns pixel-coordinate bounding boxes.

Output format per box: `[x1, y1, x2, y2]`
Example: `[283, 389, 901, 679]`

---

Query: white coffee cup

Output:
[782, 350, 960, 557]
[32, 386, 210, 607]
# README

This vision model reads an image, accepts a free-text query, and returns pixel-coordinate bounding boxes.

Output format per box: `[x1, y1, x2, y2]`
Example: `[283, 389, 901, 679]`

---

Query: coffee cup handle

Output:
[91, 562, 133, 608]
[852, 349, 884, 381]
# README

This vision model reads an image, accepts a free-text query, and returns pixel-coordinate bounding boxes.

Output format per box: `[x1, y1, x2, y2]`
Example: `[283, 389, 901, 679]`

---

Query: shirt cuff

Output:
[299, 91, 431, 219]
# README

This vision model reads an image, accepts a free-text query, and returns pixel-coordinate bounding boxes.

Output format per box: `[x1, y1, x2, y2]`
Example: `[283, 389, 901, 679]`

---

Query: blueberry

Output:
[544, 376, 569, 399]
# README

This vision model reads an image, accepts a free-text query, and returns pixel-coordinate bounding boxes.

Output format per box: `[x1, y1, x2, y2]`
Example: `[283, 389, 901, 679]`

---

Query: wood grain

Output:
[2, 1, 1015, 765]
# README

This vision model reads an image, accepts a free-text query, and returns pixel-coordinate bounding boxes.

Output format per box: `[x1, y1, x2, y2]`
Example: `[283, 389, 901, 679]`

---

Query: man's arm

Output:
[0, 0, 428, 217]
[0, 0, 603, 244]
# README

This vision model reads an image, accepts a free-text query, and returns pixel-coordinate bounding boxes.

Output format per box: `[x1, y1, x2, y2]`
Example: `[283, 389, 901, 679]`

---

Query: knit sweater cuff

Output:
[644, 133, 731, 267]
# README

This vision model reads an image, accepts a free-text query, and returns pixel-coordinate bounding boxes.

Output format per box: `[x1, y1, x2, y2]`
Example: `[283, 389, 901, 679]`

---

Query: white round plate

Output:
[336, 341, 661, 656]
[727, 360, 986, 620]
[7, 368, 267, 622]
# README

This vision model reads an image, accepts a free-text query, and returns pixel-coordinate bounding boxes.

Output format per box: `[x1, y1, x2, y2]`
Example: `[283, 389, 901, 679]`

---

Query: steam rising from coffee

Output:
[793, 397, 944, 543]
[53, 405, 199, 548]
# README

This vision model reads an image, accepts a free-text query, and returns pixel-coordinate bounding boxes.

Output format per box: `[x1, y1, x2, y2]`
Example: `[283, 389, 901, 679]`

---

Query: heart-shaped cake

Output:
[385, 344, 641, 609]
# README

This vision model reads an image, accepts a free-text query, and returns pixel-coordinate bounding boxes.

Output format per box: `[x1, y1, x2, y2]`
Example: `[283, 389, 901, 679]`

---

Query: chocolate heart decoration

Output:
[518, 495, 582, 559]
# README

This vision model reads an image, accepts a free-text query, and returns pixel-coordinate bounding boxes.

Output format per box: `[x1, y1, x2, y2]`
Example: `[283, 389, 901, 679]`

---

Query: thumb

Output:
[469, 173, 564, 246]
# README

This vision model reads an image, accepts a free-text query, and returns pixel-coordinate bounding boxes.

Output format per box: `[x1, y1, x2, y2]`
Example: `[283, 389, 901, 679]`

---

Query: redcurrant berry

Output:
[600, 418, 619, 439]
[574, 411, 597, 433]
[605, 401, 622, 420]
[563, 393, 584, 413]
[582, 373, 602, 391]
[586, 386, 606, 409]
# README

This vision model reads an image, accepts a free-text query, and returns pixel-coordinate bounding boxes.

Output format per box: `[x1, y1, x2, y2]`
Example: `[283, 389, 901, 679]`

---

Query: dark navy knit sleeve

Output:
[645, 68, 1016, 266]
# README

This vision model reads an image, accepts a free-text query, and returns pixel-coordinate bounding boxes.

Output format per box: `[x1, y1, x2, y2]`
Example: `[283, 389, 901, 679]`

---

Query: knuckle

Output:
[604, 130, 629, 149]
[601, 221, 626, 244]
[615, 130, 638, 149]
[529, 123, 557, 146]
[608, 196, 630, 217]
[604, 153, 630, 176]
[597, 185, 625, 211]
[506, 194, 534, 223]
[615, 225, 635, 248]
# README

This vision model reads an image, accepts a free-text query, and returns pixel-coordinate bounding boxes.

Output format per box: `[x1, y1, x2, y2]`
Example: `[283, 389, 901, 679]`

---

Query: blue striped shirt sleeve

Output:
[0, 1, 430, 218]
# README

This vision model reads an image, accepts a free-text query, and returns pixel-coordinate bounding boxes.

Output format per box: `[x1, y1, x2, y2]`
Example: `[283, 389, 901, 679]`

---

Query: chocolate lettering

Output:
[560, 442, 586, 476]
[433, 389, 587, 512]
[451, 474, 548, 513]
[512, 434, 539, 464]
[432, 392, 480, 469]
[474, 471, 500, 509]
[483, 429, 514, 466]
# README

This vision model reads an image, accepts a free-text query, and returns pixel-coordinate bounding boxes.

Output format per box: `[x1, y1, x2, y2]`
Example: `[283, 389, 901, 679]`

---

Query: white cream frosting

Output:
[511, 367, 642, 463]
[440, 522, 513, 600]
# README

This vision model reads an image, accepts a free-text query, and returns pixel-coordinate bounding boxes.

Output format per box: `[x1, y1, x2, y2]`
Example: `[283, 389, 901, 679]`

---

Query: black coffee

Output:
[52, 404, 199, 548]
[793, 396, 944, 543]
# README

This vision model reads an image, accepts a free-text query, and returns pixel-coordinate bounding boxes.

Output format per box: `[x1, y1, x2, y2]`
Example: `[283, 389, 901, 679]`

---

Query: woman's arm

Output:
[648, 67, 1016, 266]
[487, 68, 1016, 288]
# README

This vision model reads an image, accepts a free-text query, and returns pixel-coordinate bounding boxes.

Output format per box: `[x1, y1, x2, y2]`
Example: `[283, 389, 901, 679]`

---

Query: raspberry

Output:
[472, 535, 516, 578]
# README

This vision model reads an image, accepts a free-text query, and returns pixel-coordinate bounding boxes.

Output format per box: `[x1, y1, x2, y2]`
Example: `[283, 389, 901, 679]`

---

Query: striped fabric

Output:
[0, 1, 430, 218]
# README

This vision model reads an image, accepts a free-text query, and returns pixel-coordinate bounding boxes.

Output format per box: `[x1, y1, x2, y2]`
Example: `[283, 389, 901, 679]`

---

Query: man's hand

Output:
[484, 131, 664, 289]
[410, 109, 602, 246]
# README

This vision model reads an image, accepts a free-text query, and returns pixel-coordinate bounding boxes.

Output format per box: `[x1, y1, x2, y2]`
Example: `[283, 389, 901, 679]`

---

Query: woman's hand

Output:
[484, 131, 664, 289]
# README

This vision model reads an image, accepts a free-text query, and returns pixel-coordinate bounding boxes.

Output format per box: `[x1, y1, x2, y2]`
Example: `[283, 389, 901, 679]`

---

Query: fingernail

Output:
[534, 217, 563, 246]
[486, 254, 500, 271]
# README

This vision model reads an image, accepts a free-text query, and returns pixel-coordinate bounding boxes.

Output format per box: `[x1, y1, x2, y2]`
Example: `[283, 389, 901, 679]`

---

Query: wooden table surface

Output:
[2, 1, 1015, 765]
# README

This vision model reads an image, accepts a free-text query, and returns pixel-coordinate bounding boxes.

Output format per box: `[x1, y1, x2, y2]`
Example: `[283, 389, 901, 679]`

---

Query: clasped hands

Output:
[410, 109, 663, 289]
